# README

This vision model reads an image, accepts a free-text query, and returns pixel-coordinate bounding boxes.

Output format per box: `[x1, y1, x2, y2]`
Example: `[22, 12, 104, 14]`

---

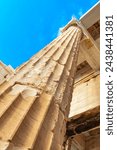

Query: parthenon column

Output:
[0, 19, 82, 150]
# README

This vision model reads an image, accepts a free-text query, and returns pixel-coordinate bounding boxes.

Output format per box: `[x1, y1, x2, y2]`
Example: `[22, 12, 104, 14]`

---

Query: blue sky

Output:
[0, 0, 99, 68]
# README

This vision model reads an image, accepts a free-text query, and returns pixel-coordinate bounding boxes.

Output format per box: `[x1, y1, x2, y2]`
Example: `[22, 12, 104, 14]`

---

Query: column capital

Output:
[61, 18, 82, 33]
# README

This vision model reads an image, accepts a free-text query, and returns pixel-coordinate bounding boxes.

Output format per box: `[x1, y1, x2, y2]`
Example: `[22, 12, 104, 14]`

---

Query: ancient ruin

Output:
[0, 2, 100, 150]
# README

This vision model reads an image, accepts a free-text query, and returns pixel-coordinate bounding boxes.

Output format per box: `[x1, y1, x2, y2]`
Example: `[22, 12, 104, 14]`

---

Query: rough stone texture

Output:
[0, 61, 15, 85]
[0, 22, 82, 150]
[67, 106, 100, 137]
[69, 75, 100, 118]
[68, 128, 100, 150]
[85, 134, 100, 150]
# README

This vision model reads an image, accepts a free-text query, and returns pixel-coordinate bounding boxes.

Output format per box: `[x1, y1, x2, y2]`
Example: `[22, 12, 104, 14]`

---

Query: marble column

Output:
[0, 21, 82, 150]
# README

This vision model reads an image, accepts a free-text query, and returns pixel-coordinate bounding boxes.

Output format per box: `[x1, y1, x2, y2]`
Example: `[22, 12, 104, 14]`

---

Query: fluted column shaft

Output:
[0, 25, 82, 150]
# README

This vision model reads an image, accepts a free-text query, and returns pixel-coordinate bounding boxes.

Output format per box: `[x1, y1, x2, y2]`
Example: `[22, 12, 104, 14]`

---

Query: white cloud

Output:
[57, 27, 64, 36]
[78, 8, 83, 17]
[72, 15, 77, 20]
[57, 11, 83, 37]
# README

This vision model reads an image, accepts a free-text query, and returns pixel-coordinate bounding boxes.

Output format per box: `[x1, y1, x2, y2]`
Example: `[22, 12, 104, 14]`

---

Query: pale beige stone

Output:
[0, 20, 82, 150]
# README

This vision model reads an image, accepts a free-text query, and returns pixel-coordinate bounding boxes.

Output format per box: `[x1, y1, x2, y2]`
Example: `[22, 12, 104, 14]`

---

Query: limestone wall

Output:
[69, 75, 100, 118]
[85, 134, 100, 150]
